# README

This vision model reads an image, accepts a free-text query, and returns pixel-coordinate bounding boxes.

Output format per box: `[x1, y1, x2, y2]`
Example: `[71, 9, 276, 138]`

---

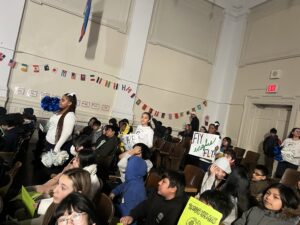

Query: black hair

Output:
[220, 166, 252, 215]
[56, 93, 77, 143]
[3, 113, 24, 127]
[78, 149, 96, 168]
[82, 126, 93, 136]
[263, 183, 299, 210]
[255, 164, 269, 177]
[162, 171, 185, 197]
[109, 118, 117, 126]
[200, 190, 234, 222]
[73, 134, 93, 149]
[288, 128, 300, 138]
[222, 137, 232, 147]
[270, 128, 277, 134]
[93, 120, 101, 127]
[0, 107, 7, 116]
[200, 126, 207, 133]
[166, 127, 172, 134]
[105, 124, 118, 135]
[224, 148, 237, 162]
[54, 192, 96, 225]
[88, 117, 97, 126]
[133, 143, 151, 160]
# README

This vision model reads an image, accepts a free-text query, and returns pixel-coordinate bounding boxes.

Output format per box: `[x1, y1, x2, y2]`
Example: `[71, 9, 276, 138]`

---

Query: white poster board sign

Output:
[189, 132, 221, 162]
[121, 134, 139, 150]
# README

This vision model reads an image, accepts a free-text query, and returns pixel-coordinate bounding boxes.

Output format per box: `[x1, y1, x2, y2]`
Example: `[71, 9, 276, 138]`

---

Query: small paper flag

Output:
[203, 100, 207, 107]
[96, 77, 102, 84]
[161, 113, 165, 119]
[192, 107, 196, 112]
[197, 104, 201, 110]
[81, 74, 86, 81]
[149, 108, 153, 114]
[20, 64, 28, 72]
[113, 83, 119, 90]
[136, 99, 142, 105]
[8, 59, 16, 68]
[105, 80, 111, 88]
[175, 113, 179, 119]
[33, 65, 40, 73]
[90, 74, 95, 81]
[186, 111, 190, 115]
[61, 70, 67, 77]
[0, 52, 6, 61]
[121, 85, 126, 91]
[180, 112, 184, 117]
[130, 93, 136, 98]
[126, 86, 132, 93]
[168, 114, 172, 120]
[44, 65, 50, 71]
[142, 104, 147, 110]
[154, 111, 159, 117]
[52, 68, 58, 73]
[71, 72, 76, 80]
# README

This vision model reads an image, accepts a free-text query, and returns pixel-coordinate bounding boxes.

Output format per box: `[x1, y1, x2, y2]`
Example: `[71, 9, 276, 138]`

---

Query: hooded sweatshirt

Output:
[112, 156, 147, 216]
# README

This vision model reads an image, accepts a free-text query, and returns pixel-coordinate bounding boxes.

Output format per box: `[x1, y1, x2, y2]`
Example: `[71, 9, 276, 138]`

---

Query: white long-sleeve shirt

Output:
[134, 125, 154, 148]
[46, 112, 76, 152]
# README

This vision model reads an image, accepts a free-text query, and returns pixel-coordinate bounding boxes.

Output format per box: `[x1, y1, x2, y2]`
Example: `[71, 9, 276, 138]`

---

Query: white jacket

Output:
[135, 125, 154, 148]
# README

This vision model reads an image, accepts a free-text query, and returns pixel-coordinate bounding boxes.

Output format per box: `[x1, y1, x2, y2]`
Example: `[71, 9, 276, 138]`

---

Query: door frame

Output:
[237, 95, 299, 149]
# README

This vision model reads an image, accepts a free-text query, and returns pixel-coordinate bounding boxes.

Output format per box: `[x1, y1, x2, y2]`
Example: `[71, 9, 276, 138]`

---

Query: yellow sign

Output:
[178, 197, 222, 225]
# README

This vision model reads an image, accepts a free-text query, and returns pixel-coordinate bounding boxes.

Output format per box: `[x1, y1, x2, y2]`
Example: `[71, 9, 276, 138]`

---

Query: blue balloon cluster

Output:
[41, 96, 60, 112]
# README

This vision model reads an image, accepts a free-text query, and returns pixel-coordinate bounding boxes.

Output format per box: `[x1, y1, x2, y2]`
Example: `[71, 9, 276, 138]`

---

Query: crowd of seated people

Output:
[0, 108, 299, 225]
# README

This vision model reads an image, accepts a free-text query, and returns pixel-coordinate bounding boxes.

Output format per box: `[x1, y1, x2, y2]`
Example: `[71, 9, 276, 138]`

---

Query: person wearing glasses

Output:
[54, 192, 97, 225]
[250, 164, 270, 202]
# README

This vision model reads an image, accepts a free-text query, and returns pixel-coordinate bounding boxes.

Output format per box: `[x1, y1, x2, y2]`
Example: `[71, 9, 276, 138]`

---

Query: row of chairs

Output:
[151, 137, 191, 171]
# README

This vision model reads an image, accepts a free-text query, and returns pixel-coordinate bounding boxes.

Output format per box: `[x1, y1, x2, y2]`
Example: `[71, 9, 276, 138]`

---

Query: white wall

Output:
[227, 0, 300, 145]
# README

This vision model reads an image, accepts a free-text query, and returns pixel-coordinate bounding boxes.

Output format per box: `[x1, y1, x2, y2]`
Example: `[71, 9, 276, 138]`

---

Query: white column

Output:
[111, 0, 155, 120]
[0, 0, 26, 103]
[203, 10, 248, 134]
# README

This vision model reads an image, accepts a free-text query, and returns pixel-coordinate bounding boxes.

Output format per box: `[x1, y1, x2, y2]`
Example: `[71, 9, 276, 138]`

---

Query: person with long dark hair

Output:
[234, 183, 300, 225]
[45, 93, 77, 153]
[134, 112, 154, 148]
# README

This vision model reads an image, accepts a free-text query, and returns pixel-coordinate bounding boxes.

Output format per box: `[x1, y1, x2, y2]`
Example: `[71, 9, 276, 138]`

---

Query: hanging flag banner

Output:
[79, 0, 92, 42]
[189, 132, 221, 162]
[0, 50, 207, 119]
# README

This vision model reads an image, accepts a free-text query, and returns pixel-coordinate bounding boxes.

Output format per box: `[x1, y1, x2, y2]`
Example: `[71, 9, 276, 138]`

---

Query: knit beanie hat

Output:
[213, 157, 231, 174]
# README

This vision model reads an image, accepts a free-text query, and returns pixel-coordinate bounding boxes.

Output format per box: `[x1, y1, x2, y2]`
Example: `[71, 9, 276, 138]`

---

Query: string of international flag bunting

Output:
[0, 51, 207, 119]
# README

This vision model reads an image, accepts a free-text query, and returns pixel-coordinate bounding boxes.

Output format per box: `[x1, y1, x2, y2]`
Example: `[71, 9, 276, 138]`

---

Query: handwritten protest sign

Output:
[178, 197, 222, 225]
[121, 134, 139, 150]
[189, 132, 221, 162]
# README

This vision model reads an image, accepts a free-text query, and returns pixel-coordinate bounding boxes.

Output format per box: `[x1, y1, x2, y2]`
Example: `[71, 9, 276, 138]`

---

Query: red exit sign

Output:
[266, 84, 278, 93]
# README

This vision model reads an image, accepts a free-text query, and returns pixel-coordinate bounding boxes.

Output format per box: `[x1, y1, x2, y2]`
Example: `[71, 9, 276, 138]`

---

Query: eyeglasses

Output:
[56, 212, 86, 225]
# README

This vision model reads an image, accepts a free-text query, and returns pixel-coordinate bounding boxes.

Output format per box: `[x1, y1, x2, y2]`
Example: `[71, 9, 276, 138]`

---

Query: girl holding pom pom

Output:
[45, 93, 77, 154]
